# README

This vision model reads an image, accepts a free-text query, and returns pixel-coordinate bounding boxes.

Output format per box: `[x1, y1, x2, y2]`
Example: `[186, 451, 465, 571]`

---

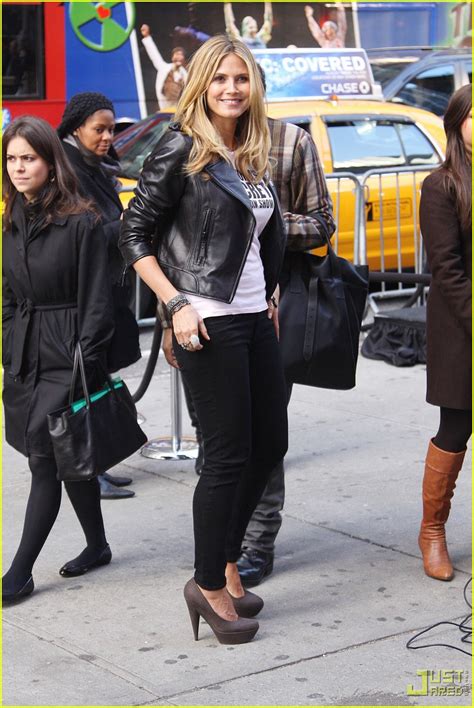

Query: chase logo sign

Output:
[253, 48, 377, 101]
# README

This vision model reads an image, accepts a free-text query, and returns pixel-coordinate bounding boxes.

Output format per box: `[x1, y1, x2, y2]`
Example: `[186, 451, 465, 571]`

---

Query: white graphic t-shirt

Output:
[186, 157, 275, 319]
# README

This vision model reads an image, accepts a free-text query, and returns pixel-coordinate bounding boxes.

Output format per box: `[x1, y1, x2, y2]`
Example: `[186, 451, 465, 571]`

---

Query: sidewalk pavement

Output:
[2, 331, 472, 707]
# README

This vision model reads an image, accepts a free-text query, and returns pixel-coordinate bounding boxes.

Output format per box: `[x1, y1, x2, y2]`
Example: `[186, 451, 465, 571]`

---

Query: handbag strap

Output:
[322, 230, 343, 280]
[69, 342, 91, 408]
[303, 275, 319, 362]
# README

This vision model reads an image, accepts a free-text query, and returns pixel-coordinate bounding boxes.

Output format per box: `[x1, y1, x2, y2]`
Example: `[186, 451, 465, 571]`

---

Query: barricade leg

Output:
[140, 367, 199, 460]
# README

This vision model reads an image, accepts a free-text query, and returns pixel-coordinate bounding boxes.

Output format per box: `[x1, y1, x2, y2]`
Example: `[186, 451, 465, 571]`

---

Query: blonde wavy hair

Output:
[174, 35, 270, 183]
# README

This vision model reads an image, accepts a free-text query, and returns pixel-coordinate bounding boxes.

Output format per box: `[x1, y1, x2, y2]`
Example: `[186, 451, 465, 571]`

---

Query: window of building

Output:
[393, 64, 455, 116]
[2, 4, 44, 99]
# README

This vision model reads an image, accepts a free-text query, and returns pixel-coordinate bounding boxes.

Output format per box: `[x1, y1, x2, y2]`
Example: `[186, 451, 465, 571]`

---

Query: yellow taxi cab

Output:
[266, 98, 446, 269]
[114, 99, 446, 270]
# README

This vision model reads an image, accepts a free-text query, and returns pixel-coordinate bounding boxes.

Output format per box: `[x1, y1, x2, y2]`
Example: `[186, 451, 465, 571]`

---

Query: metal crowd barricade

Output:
[357, 165, 437, 312]
[324, 172, 364, 263]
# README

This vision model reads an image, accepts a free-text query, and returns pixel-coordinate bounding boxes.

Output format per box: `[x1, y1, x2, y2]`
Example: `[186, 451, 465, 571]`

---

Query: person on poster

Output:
[304, 3, 347, 48]
[140, 24, 188, 110]
[224, 2, 273, 49]
[173, 2, 211, 52]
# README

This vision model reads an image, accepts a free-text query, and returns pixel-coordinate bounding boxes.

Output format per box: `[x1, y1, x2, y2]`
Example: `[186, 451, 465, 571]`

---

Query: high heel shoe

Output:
[229, 589, 264, 618]
[2, 575, 34, 604]
[59, 544, 112, 577]
[183, 578, 259, 645]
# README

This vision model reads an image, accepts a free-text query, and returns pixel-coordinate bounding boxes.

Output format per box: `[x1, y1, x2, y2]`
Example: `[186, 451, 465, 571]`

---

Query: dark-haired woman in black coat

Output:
[2, 116, 114, 603]
[58, 91, 140, 498]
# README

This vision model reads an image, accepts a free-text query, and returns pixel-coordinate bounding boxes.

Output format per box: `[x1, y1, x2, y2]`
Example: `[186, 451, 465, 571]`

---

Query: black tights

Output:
[3, 455, 107, 593]
[433, 407, 472, 453]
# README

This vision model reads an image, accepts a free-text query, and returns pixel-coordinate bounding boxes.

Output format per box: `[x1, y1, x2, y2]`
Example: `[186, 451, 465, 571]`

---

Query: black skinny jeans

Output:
[174, 311, 288, 590]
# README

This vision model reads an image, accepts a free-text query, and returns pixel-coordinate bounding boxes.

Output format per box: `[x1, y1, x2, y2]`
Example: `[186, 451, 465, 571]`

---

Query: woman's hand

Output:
[162, 328, 180, 369]
[172, 304, 210, 352]
[267, 285, 280, 340]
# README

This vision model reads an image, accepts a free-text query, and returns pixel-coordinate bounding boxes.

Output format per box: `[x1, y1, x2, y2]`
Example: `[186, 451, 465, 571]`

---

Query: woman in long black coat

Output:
[2, 116, 115, 603]
[418, 85, 472, 581]
[57, 92, 140, 499]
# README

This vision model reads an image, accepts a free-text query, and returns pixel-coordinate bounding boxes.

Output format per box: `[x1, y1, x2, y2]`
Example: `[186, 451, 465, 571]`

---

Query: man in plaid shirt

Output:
[236, 116, 335, 586]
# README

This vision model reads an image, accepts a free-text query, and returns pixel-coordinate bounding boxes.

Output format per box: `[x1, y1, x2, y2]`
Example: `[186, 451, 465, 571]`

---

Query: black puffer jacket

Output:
[119, 126, 286, 303]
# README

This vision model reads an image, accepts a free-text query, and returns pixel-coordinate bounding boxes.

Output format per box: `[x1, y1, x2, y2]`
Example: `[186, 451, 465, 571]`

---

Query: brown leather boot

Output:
[418, 440, 465, 581]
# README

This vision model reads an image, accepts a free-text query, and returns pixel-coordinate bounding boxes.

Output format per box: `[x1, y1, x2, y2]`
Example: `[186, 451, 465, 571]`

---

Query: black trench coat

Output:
[420, 169, 472, 410]
[2, 199, 114, 457]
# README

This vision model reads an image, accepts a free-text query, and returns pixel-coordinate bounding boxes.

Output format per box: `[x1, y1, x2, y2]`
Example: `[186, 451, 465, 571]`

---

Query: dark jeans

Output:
[174, 311, 288, 590]
[242, 381, 293, 554]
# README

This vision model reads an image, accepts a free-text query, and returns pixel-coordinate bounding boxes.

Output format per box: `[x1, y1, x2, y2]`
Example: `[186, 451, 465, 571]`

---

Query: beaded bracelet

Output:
[166, 293, 190, 317]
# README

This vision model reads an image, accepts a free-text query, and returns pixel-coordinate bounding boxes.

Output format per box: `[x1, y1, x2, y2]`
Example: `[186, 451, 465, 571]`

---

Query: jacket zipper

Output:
[196, 209, 213, 265]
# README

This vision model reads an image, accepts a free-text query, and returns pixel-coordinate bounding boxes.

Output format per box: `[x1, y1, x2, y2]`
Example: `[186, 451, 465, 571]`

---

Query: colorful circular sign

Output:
[69, 2, 135, 52]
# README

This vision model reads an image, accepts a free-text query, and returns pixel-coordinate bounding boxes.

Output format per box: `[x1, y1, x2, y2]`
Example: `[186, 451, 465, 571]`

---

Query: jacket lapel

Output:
[205, 160, 253, 215]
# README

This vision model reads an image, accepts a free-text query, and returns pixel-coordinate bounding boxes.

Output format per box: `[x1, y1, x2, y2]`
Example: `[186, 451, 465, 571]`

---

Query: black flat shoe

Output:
[236, 548, 274, 587]
[59, 545, 112, 577]
[101, 471, 133, 487]
[230, 589, 264, 618]
[99, 475, 135, 499]
[2, 575, 34, 604]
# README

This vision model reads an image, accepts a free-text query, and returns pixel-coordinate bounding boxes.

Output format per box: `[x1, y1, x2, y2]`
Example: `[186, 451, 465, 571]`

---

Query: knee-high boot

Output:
[418, 440, 465, 580]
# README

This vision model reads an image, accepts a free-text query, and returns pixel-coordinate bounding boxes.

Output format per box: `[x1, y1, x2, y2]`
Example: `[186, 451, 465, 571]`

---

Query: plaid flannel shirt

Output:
[157, 118, 335, 327]
[267, 117, 335, 252]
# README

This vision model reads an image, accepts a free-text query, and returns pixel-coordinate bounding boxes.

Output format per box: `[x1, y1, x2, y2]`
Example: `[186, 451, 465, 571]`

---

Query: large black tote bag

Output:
[47, 343, 147, 481]
[279, 239, 369, 390]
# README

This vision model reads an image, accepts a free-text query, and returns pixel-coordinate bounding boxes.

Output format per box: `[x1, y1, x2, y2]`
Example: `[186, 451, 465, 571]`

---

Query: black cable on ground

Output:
[406, 577, 472, 656]
[132, 317, 163, 403]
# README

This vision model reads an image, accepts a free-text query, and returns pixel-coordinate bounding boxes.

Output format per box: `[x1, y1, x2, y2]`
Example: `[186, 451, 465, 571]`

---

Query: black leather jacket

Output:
[119, 126, 286, 303]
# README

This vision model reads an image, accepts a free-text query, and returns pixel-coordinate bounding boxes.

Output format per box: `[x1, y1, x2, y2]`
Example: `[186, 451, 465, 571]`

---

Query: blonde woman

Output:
[120, 36, 287, 644]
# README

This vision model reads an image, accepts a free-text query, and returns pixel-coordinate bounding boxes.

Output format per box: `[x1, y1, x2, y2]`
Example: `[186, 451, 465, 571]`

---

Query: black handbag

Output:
[279, 238, 369, 390]
[47, 342, 147, 481]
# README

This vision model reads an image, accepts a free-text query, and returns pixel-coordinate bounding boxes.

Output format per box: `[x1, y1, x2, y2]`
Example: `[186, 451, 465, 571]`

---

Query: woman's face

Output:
[74, 109, 115, 157]
[206, 54, 251, 131]
[460, 109, 472, 155]
[6, 136, 51, 201]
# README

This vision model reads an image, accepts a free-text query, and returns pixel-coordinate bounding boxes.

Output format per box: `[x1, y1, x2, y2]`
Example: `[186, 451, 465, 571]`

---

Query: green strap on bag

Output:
[70, 379, 123, 414]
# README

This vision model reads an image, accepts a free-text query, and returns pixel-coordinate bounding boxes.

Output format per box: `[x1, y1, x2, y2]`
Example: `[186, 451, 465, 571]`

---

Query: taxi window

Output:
[396, 123, 441, 166]
[280, 118, 312, 135]
[393, 64, 455, 116]
[327, 120, 405, 173]
[464, 61, 472, 83]
[115, 119, 171, 179]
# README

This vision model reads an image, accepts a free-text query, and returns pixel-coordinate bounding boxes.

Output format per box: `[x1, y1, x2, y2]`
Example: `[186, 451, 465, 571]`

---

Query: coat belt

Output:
[10, 299, 77, 378]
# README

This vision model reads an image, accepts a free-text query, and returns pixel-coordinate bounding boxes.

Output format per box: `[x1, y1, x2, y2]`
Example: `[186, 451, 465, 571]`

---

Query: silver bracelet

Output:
[166, 294, 190, 317]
